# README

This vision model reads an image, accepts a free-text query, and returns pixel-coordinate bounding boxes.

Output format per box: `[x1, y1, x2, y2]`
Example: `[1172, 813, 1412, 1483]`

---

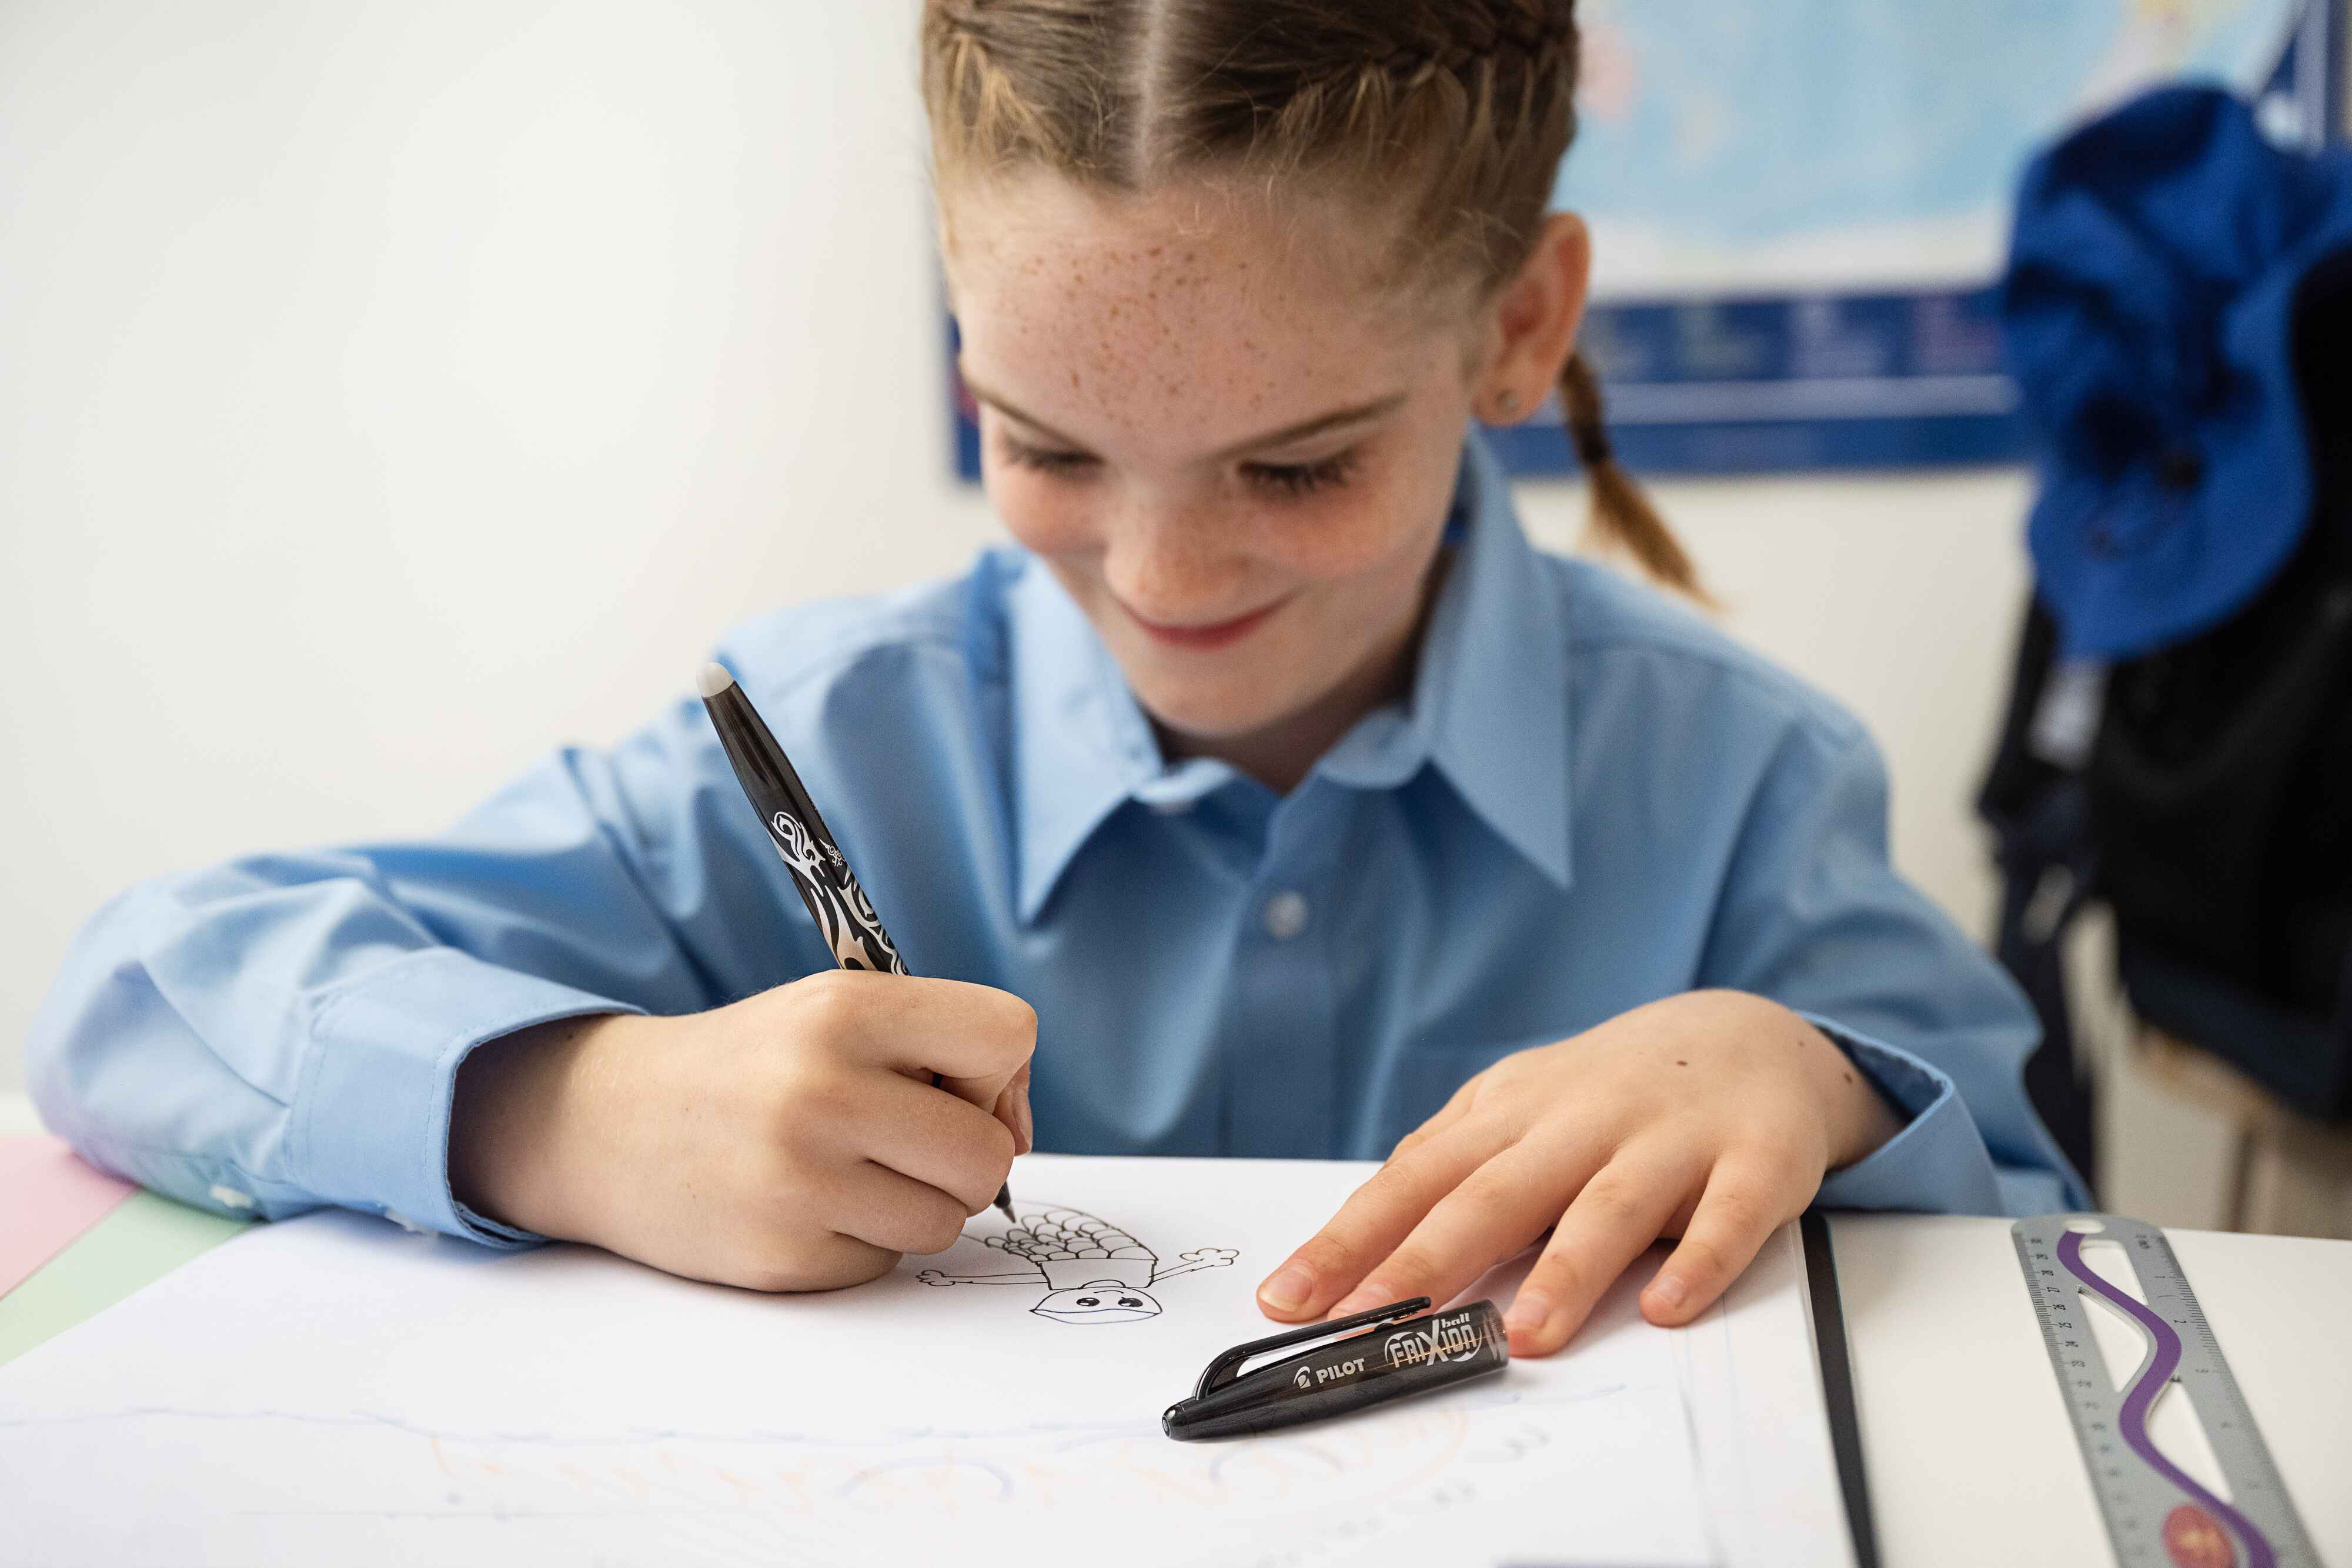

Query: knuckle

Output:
[990, 1138, 1018, 1191]
[1369, 1248, 1434, 1293]
[1360, 1155, 1431, 1208]
[790, 970, 860, 1045]
[981, 1113, 1018, 1171]
[1707, 1173, 1780, 1233]
[1473, 1052, 1520, 1089]
[997, 991, 1039, 1049]
[1707, 1189, 1762, 1236]
[1674, 1231, 1736, 1283]
[1451, 1165, 1532, 1229]
[1531, 1250, 1599, 1305]
[954, 1101, 1017, 1169]
[1304, 1203, 1411, 1273]
[796, 968, 852, 1005]
[951, 1130, 1016, 1215]
[1296, 1231, 1369, 1282]
[1578, 1175, 1648, 1231]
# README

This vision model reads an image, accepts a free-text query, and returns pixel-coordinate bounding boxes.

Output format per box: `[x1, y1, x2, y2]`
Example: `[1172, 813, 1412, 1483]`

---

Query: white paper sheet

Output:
[1676, 1223, 1860, 1568]
[0, 1155, 1761, 1567]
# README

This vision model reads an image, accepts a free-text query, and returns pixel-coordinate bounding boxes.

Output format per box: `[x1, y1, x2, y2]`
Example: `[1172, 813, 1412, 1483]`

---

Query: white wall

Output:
[1, 0, 998, 1071]
[6, 1, 2227, 1219]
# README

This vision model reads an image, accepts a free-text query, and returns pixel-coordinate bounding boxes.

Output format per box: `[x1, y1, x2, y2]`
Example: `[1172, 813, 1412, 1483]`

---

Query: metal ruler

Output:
[2012, 1214, 2320, 1568]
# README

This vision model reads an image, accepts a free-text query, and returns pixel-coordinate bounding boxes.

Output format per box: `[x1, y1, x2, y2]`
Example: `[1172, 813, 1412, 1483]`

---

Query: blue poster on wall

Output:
[953, 1, 2341, 480]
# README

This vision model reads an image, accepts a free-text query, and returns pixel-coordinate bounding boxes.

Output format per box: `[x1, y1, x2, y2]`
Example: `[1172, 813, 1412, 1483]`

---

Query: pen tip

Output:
[696, 662, 736, 700]
[993, 1187, 1015, 1225]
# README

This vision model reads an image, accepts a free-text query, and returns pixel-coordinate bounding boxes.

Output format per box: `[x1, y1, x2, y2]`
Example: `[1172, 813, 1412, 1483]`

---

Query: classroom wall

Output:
[0, 0, 2303, 1229]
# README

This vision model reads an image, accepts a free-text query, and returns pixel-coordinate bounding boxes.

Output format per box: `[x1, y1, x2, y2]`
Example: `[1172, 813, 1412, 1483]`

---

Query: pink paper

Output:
[0, 1136, 139, 1298]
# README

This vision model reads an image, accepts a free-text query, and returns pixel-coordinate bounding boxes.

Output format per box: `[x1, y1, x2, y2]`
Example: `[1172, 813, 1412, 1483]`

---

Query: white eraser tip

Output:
[696, 662, 736, 699]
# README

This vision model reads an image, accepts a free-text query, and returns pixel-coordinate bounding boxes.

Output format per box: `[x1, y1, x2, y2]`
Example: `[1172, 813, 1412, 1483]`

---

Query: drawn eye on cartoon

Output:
[917, 1206, 1239, 1324]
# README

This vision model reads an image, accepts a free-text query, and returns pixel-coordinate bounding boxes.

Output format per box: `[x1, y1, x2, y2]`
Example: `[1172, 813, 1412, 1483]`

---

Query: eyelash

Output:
[998, 439, 1360, 499]
[1246, 452, 1358, 497]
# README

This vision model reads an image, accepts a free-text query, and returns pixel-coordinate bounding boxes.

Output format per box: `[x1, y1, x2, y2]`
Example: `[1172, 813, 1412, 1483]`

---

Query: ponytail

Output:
[1558, 352, 1711, 605]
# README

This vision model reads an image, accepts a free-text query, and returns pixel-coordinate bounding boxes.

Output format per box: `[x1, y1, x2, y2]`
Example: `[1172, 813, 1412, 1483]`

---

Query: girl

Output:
[26, 0, 2079, 1359]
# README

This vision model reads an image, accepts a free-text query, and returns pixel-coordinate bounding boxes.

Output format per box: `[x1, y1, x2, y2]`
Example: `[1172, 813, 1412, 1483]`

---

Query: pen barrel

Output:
[700, 670, 1013, 1222]
[701, 683, 909, 976]
[1164, 1300, 1508, 1440]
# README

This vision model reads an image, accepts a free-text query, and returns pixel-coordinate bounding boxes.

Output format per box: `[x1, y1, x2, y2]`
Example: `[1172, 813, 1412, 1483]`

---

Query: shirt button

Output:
[1262, 890, 1310, 941]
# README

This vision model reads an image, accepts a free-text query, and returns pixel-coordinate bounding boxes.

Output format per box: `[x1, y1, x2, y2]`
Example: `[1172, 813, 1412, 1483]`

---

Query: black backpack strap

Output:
[1977, 599, 2102, 1185]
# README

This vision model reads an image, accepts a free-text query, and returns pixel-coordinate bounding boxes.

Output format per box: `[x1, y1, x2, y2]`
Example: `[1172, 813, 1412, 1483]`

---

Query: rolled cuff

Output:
[1802, 1013, 2006, 1216]
[294, 947, 643, 1248]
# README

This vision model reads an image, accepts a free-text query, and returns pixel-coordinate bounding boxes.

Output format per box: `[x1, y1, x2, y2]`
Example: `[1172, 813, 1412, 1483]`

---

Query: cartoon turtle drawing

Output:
[917, 1205, 1239, 1324]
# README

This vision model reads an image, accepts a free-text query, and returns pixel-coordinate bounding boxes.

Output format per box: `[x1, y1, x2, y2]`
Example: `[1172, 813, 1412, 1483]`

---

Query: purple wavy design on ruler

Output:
[2056, 1230, 2273, 1568]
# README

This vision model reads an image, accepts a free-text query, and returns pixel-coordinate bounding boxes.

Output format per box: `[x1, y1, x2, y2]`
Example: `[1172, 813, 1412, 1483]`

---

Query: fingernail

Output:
[1258, 1263, 1315, 1313]
[1505, 1289, 1555, 1338]
[1014, 1089, 1034, 1154]
[1329, 1280, 1394, 1318]
[1649, 1274, 1688, 1312]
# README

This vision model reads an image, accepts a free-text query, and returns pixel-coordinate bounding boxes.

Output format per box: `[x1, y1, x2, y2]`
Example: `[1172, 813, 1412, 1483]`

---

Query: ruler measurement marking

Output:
[2012, 1215, 2320, 1568]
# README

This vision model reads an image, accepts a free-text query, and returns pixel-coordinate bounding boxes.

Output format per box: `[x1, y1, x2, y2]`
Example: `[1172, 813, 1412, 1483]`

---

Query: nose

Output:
[1100, 487, 1255, 623]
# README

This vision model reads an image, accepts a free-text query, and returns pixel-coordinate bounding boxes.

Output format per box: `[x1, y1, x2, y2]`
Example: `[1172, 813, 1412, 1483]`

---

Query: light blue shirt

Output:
[28, 432, 2083, 1245]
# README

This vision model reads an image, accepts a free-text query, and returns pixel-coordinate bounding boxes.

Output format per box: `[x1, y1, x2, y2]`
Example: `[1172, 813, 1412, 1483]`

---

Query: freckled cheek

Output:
[1262, 493, 1432, 586]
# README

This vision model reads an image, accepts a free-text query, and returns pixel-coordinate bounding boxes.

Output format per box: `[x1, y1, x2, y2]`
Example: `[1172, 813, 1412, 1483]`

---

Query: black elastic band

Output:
[1572, 424, 1615, 469]
[1803, 1211, 1880, 1568]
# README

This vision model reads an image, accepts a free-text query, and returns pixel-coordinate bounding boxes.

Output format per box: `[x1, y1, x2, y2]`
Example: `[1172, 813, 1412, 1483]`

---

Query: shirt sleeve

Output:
[1696, 717, 2088, 1217]
[24, 692, 804, 1246]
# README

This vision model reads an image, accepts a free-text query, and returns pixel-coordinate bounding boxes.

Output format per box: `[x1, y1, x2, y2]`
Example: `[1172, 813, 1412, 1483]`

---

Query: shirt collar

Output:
[1004, 555, 1164, 924]
[1005, 427, 1573, 923]
[1312, 429, 1574, 888]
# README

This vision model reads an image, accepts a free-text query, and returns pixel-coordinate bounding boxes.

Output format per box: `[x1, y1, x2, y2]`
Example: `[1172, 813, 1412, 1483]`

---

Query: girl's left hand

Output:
[1253, 990, 1902, 1356]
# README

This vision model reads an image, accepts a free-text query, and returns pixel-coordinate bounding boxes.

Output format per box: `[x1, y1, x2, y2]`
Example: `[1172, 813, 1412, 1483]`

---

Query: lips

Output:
[1123, 594, 1290, 651]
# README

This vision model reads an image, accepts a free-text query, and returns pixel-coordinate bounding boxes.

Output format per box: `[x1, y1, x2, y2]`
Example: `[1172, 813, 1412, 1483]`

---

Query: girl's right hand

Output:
[449, 970, 1035, 1291]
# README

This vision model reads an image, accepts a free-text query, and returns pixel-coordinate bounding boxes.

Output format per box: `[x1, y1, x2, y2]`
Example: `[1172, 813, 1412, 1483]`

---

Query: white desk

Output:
[6, 1094, 2343, 1564]
[1832, 1213, 2350, 1565]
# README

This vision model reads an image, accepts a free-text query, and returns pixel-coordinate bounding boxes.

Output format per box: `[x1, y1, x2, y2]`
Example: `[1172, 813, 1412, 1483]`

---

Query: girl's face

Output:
[944, 176, 1493, 785]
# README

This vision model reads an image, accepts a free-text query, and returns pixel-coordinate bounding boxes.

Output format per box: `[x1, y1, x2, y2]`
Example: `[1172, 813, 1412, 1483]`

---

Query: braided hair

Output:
[923, 0, 1703, 600]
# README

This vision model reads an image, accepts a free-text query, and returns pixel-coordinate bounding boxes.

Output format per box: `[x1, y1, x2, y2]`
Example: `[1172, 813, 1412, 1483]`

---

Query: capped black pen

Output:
[1162, 1297, 1509, 1440]
[697, 661, 1016, 1225]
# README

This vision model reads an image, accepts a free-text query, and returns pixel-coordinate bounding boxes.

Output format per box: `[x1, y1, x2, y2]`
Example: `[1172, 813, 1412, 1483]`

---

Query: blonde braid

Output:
[1561, 353, 1709, 601]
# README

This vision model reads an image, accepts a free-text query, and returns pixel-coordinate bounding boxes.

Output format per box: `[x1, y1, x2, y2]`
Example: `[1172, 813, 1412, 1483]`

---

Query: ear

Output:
[1472, 212, 1591, 425]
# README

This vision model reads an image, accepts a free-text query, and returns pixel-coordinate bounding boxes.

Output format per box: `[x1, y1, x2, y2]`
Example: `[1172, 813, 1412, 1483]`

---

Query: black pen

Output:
[696, 662, 1016, 1225]
[1163, 1298, 1509, 1440]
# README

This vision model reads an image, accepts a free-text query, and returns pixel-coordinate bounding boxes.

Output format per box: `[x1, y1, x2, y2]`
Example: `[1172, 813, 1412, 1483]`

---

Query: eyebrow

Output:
[961, 370, 1409, 460]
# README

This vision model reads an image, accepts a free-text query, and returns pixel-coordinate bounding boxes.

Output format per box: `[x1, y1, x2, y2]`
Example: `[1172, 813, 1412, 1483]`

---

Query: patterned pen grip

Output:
[764, 808, 908, 975]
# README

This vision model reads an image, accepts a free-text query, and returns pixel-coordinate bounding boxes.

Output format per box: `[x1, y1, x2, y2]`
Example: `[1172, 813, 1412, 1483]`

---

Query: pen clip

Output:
[1190, 1297, 1433, 1399]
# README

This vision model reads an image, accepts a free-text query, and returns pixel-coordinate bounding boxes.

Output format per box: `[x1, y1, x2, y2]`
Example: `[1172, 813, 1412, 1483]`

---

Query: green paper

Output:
[0, 1192, 251, 1369]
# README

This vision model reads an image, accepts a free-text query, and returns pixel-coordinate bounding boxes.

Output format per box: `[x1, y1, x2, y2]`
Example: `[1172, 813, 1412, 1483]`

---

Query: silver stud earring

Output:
[1491, 389, 1521, 421]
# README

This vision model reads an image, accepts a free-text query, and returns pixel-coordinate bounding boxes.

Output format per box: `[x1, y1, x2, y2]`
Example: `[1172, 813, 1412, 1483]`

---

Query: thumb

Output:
[938, 1055, 1030, 1154]
[987, 1058, 1034, 1154]
[928, 1007, 1033, 1153]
